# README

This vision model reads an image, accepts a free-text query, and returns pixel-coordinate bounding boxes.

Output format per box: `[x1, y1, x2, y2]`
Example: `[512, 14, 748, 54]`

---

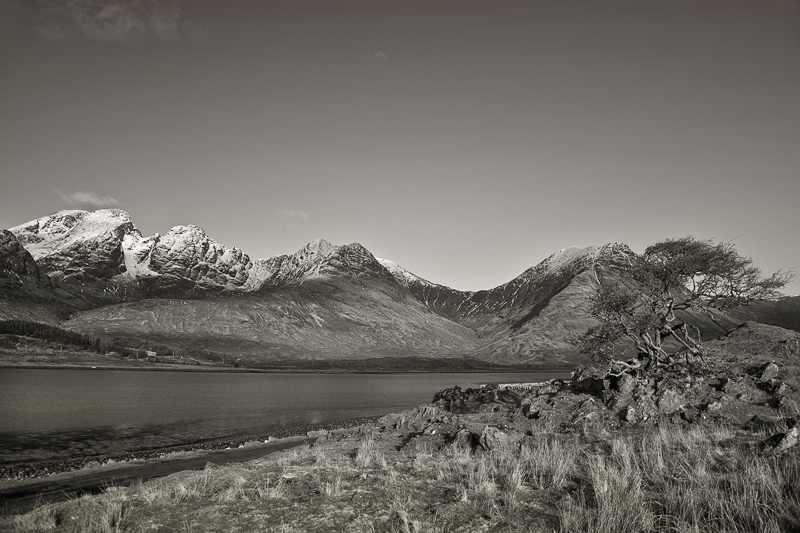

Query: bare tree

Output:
[584, 237, 792, 376]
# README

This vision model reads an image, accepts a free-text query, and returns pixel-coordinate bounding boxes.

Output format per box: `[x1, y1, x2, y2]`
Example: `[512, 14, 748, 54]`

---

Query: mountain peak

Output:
[164, 224, 209, 240]
[9, 209, 139, 260]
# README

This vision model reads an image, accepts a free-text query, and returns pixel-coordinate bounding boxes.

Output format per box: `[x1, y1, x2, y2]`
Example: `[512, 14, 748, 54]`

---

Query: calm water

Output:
[0, 368, 567, 466]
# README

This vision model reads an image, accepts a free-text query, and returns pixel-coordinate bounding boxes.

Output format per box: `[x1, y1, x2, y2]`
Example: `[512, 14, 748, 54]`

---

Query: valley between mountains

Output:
[1, 209, 798, 369]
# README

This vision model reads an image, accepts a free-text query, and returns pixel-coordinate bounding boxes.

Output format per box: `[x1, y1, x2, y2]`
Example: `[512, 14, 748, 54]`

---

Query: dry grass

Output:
[3, 422, 800, 532]
[557, 424, 800, 533]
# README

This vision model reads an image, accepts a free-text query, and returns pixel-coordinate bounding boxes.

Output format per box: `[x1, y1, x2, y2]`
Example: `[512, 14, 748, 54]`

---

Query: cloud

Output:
[21, 0, 207, 44]
[365, 50, 389, 66]
[276, 210, 310, 223]
[54, 189, 122, 209]
[366, 50, 389, 60]
[275, 210, 311, 231]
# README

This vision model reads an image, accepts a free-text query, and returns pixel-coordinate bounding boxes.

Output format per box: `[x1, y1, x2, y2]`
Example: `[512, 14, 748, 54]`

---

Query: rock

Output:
[680, 406, 702, 423]
[570, 366, 610, 395]
[616, 374, 638, 395]
[522, 397, 550, 420]
[779, 397, 800, 416]
[760, 363, 779, 383]
[449, 427, 477, 450]
[478, 426, 509, 450]
[765, 427, 799, 455]
[621, 406, 638, 425]
[657, 389, 685, 415]
[772, 381, 788, 396]
[0, 230, 45, 289]
[433, 385, 521, 414]
[536, 384, 562, 397]
[721, 378, 744, 395]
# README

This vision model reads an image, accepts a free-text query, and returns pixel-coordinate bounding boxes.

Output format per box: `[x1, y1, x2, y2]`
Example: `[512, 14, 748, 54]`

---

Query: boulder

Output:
[657, 389, 685, 415]
[616, 374, 638, 395]
[448, 427, 478, 450]
[760, 363, 779, 383]
[478, 426, 509, 451]
[621, 406, 638, 425]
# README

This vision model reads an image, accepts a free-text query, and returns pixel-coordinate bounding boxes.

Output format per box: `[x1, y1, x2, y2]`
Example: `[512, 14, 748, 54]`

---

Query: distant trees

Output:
[0, 320, 94, 349]
[0, 320, 177, 359]
[583, 237, 792, 375]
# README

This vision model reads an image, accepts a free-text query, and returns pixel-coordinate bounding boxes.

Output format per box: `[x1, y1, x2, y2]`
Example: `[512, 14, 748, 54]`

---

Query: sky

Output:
[1, 0, 799, 295]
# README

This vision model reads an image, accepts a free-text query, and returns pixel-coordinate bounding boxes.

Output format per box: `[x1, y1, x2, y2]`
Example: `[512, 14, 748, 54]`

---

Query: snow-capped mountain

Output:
[10, 209, 137, 284]
[3, 209, 796, 367]
[8, 209, 265, 298]
[260, 239, 397, 288]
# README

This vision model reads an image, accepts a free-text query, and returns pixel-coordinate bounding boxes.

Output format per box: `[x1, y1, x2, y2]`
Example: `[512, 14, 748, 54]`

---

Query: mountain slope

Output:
[380, 244, 633, 363]
[64, 245, 480, 361]
[3, 209, 798, 368]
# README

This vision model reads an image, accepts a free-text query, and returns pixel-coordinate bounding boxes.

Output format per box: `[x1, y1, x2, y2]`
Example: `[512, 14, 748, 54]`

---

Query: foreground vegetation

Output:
[4, 420, 799, 532]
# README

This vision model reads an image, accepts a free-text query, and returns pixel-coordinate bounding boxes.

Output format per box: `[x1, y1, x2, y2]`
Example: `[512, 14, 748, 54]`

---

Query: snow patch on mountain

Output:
[377, 258, 436, 288]
[524, 243, 633, 280]
[10, 209, 136, 261]
[121, 233, 158, 278]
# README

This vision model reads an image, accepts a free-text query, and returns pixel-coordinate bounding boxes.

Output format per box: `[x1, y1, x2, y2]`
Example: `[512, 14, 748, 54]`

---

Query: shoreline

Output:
[0, 360, 574, 374]
[0, 434, 323, 515]
[0, 415, 382, 482]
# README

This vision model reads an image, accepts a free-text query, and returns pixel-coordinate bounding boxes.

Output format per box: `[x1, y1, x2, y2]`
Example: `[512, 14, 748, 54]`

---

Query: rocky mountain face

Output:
[8, 210, 266, 300]
[379, 245, 634, 363]
[2, 209, 798, 367]
[0, 230, 44, 290]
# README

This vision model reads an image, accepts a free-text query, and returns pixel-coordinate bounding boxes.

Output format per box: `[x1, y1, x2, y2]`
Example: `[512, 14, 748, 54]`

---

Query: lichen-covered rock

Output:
[616, 373, 638, 395]
[760, 363, 779, 383]
[657, 389, 686, 414]
[478, 426, 509, 450]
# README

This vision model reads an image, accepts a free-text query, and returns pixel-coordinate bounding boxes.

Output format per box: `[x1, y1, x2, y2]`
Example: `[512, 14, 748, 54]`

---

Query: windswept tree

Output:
[584, 237, 792, 375]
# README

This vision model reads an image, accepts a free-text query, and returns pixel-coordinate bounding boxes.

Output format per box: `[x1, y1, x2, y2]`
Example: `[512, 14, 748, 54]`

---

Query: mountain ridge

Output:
[2, 209, 797, 367]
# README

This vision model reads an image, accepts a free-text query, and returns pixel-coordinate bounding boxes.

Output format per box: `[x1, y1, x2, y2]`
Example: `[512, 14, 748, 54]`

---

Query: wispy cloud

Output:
[276, 210, 310, 223]
[365, 50, 389, 67]
[21, 0, 207, 44]
[275, 210, 311, 232]
[366, 50, 389, 60]
[54, 189, 121, 209]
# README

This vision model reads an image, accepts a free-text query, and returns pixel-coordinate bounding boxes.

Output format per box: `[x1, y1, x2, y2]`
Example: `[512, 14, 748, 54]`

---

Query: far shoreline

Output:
[0, 355, 575, 375]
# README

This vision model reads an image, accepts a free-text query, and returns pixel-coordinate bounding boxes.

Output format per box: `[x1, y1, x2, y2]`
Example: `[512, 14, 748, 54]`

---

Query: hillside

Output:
[2, 209, 798, 368]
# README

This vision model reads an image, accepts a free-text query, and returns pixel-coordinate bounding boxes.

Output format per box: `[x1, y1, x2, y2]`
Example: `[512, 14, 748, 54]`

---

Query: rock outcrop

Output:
[374, 323, 800, 459]
[0, 230, 44, 289]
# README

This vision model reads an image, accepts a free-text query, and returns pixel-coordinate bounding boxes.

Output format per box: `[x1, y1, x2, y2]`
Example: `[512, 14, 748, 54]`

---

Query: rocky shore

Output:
[0, 416, 381, 481]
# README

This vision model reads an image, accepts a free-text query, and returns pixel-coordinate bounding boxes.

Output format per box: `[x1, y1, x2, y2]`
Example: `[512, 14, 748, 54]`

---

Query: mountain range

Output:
[1, 209, 797, 368]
